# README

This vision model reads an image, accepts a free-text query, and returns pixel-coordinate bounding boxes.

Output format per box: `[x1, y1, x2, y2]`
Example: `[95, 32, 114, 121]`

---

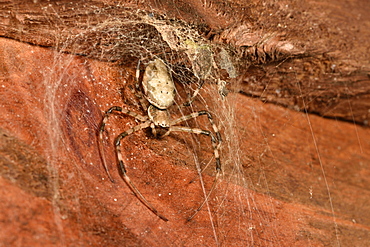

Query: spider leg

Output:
[171, 110, 222, 148]
[183, 79, 205, 106]
[134, 60, 149, 111]
[98, 106, 148, 182]
[115, 121, 169, 222]
[168, 125, 221, 221]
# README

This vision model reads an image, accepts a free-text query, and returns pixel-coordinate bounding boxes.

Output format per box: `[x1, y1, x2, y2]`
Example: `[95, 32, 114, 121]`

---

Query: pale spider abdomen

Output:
[142, 58, 175, 109]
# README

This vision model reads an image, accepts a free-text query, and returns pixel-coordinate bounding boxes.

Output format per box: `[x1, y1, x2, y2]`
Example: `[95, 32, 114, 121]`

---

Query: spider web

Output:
[2, 2, 363, 246]
[46, 6, 266, 245]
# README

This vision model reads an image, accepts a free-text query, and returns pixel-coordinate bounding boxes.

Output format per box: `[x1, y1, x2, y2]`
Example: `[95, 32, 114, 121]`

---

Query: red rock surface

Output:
[1, 37, 369, 246]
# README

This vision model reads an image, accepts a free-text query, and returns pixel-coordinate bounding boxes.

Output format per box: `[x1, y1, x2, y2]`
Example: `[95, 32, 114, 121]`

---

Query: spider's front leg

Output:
[114, 121, 169, 222]
[169, 125, 221, 221]
[98, 106, 148, 182]
[169, 110, 222, 221]
[171, 110, 222, 151]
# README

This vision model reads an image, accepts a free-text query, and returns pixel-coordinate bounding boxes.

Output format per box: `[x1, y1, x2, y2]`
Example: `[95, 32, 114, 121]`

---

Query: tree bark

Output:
[0, 0, 369, 246]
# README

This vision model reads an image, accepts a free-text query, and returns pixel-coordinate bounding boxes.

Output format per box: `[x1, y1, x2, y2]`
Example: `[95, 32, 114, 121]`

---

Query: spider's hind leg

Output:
[183, 79, 205, 106]
[133, 59, 149, 111]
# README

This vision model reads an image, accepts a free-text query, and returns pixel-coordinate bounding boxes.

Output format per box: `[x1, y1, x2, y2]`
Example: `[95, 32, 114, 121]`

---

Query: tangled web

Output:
[24, 4, 292, 246]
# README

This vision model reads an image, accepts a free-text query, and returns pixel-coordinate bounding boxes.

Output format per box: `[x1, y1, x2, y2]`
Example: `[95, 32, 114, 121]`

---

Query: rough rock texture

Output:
[0, 1, 369, 246]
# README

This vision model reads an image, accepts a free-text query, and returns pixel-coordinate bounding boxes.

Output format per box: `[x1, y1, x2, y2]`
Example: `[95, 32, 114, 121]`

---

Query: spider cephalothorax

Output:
[98, 58, 221, 221]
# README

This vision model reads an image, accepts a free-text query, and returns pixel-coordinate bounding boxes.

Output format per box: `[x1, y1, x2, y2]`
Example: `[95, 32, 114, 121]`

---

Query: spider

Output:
[98, 58, 222, 222]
